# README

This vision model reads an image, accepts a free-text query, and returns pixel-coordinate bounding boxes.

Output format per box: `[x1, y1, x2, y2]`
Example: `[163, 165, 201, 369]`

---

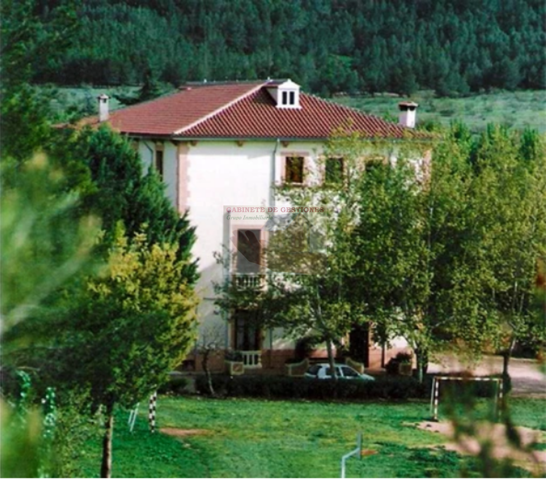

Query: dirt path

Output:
[428, 355, 546, 397]
[418, 420, 546, 475]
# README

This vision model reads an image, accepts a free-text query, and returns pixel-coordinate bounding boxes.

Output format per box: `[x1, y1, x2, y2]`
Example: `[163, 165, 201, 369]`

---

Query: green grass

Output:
[76, 397, 545, 478]
[333, 90, 546, 133]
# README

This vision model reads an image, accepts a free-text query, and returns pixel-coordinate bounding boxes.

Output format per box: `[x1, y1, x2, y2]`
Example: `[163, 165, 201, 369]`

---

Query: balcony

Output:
[231, 273, 264, 289]
[241, 350, 262, 369]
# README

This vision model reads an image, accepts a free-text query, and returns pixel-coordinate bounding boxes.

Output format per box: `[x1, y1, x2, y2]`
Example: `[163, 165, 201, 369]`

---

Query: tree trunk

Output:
[415, 349, 427, 384]
[100, 404, 114, 478]
[326, 338, 337, 380]
[502, 337, 516, 394]
[202, 351, 215, 397]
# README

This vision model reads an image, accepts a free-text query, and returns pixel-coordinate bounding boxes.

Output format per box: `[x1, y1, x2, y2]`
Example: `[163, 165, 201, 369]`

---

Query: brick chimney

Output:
[398, 101, 418, 128]
[98, 94, 109, 122]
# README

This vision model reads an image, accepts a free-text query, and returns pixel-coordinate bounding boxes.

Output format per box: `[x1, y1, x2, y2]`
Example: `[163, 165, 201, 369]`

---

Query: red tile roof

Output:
[80, 81, 416, 139]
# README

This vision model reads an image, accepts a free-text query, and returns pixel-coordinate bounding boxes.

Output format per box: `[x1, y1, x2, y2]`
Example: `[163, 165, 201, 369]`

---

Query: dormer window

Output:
[269, 79, 301, 109]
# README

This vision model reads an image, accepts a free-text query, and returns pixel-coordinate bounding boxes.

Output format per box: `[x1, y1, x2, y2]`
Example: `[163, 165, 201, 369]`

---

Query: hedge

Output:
[194, 374, 509, 402]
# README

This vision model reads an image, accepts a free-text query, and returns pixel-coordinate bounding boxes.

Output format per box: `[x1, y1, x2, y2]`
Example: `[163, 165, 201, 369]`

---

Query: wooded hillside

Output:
[28, 0, 546, 96]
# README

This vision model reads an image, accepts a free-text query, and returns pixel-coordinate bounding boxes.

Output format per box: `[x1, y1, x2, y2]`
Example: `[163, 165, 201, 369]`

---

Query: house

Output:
[85, 79, 422, 373]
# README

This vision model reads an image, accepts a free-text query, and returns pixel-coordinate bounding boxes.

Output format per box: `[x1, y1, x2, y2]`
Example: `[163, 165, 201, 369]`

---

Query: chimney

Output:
[398, 101, 418, 128]
[98, 94, 109, 122]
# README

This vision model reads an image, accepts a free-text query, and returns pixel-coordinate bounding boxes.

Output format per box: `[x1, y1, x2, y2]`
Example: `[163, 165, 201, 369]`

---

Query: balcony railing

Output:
[231, 273, 264, 289]
[241, 350, 262, 368]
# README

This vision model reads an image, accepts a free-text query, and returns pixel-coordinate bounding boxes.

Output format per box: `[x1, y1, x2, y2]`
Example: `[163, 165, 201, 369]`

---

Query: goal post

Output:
[430, 376, 504, 421]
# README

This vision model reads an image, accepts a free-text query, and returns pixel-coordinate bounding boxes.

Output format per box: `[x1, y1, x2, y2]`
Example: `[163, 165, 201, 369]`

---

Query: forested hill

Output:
[34, 0, 545, 96]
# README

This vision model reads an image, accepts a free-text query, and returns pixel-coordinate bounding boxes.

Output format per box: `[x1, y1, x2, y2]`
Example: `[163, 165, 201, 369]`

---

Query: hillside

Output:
[335, 90, 546, 133]
[28, 0, 546, 97]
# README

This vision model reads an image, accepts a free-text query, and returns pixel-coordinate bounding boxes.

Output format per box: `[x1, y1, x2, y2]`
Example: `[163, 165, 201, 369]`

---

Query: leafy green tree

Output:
[52, 125, 198, 283]
[47, 230, 198, 477]
[0, 0, 78, 160]
[113, 68, 169, 106]
[0, 153, 101, 478]
[0, 154, 100, 332]
[464, 127, 546, 381]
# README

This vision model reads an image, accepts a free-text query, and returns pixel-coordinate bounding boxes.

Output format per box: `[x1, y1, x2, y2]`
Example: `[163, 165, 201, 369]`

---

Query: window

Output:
[341, 366, 359, 378]
[365, 156, 386, 174]
[285, 156, 304, 184]
[281, 90, 296, 106]
[233, 310, 261, 351]
[155, 147, 164, 179]
[236, 229, 261, 273]
[325, 157, 343, 183]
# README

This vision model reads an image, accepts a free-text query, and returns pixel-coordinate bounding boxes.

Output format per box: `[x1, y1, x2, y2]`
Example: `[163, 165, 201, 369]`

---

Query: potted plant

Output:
[224, 350, 244, 375]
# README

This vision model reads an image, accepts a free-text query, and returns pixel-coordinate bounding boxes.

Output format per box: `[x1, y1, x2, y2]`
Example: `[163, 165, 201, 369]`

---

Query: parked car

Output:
[304, 363, 375, 381]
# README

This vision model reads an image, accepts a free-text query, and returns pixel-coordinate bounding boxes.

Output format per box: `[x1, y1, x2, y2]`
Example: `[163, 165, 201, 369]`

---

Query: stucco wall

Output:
[182, 140, 324, 349]
[139, 138, 411, 355]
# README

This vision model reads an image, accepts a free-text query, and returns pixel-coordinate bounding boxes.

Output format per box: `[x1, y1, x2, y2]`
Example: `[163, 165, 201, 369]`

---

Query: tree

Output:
[113, 68, 168, 106]
[50, 230, 198, 477]
[0, 153, 102, 478]
[51, 125, 198, 283]
[0, 0, 78, 161]
[195, 324, 225, 396]
[353, 123, 546, 382]
[0, 154, 99, 332]
[464, 127, 546, 383]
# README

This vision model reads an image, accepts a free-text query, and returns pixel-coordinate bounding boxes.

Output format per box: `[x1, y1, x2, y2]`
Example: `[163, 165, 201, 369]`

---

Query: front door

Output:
[233, 309, 261, 351]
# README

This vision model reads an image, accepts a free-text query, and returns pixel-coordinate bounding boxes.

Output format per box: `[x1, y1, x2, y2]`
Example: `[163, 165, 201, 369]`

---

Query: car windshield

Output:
[306, 365, 320, 376]
[341, 366, 359, 378]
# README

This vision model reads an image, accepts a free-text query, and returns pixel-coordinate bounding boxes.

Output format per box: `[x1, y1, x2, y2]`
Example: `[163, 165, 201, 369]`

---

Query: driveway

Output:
[428, 354, 546, 397]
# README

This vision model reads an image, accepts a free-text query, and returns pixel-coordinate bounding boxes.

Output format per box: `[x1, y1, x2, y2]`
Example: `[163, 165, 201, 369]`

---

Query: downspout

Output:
[142, 140, 155, 171]
[268, 138, 280, 368]
[270, 138, 280, 209]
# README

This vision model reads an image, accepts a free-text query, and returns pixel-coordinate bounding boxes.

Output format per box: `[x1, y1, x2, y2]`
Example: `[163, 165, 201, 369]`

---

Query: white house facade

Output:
[82, 80, 419, 373]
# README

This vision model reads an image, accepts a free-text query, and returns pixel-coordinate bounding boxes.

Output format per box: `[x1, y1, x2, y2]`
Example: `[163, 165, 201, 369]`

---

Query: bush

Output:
[195, 375, 428, 401]
[386, 351, 413, 375]
[158, 376, 188, 395]
[194, 373, 510, 402]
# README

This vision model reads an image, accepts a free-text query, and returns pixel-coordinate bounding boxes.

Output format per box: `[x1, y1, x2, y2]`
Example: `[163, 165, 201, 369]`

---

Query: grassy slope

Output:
[77, 397, 545, 478]
[334, 90, 546, 133]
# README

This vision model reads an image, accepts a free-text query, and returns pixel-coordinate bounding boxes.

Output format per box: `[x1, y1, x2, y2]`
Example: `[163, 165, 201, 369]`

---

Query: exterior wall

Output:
[138, 137, 413, 371]
[137, 140, 178, 204]
[181, 140, 325, 351]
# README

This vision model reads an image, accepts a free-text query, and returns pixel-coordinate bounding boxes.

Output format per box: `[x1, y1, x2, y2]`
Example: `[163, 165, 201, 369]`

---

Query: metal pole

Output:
[429, 377, 436, 419]
[129, 403, 139, 433]
[433, 377, 440, 421]
[340, 433, 362, 478]
[149, 392, 157, 433]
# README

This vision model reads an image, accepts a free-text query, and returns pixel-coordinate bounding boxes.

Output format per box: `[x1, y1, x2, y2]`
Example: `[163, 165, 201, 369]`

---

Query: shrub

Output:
[195, 375, 428, 401]
[195, 373, 510, 402]
[158, 376, 189, 395]
[386, 352, 413, 375]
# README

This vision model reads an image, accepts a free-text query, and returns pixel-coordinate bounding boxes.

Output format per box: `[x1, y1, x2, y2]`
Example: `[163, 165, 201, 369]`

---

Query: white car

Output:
[304, 363, 375, 381]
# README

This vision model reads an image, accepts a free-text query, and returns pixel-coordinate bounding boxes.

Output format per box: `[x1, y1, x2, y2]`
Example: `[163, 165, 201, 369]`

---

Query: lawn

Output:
[76, 397, 546, 478]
